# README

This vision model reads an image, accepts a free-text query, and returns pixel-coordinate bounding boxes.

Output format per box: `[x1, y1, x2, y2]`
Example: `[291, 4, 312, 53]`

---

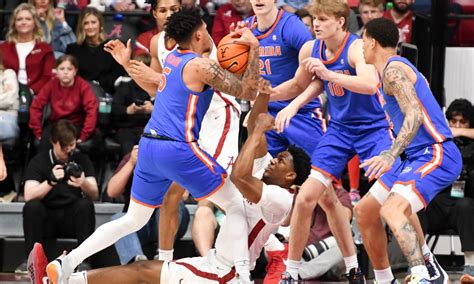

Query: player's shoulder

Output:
[384, 59, 417, 82]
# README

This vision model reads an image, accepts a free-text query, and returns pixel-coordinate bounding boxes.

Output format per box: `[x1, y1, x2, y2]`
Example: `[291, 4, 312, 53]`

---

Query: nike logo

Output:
[227, 61, 238, 70]
[179, 279, 184, 283]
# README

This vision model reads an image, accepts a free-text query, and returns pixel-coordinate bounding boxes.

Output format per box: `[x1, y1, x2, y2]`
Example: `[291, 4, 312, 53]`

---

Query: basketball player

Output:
[266, 0, 402, 282]
[32, 77, 312, 284]
[355, 18, 461, 284]
[106, 0, 242, 264]
[246, 0, 326, 158]
[45, 8, 260, 284]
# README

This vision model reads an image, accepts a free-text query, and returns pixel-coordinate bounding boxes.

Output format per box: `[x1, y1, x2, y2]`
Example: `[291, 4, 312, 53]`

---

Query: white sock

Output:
[343, 255, 359, 274]
[374, 267, 394, 283]
[66, 202, 154, 270]
[68, 271, 88, 284]
[234, 258, 251, 281]
[157, 249, 174, 261]
[285, 259, 301, 280]
[465, 251, 474, 266]
[411, 265, 430, 279]
[421, 242, 432, 258]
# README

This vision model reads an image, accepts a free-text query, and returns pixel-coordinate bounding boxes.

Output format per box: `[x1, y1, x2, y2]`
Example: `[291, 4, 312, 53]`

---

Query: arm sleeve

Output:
[79, 79, 99, 141]
[29, 82, 52, 139]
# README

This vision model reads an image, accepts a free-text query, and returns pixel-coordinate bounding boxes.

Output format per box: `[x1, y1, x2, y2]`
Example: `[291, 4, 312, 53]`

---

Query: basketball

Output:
[217, 34, 249, 75]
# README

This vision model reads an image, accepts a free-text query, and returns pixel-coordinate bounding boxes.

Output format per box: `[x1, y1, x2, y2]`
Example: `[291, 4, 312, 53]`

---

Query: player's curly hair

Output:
[164, 7, 202, 45]
[287, 145, 311, 186]
[364, 18, 399, 48]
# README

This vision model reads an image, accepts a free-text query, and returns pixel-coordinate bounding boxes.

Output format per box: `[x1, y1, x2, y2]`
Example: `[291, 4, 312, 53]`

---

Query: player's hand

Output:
[104, 39, 132, 67]
[68, 172, 85, 188]
[257, 78, 275, 96]
[255, 113, 275, 133]
[0, 156, 7, 181]
[360, 152, 395, 180]
[229, 26, 259, 48]
[302, 58, 335, 81]
[229, 21, 250, 33]
[275, 104, 298, 133]
[127, 60, 154, 79]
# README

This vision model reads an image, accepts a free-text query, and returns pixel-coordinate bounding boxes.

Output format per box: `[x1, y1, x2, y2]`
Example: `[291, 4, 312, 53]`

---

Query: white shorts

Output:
[199, 101, 240, 173]
[160, 249, 236, 283]
[368, 180, 425, 213]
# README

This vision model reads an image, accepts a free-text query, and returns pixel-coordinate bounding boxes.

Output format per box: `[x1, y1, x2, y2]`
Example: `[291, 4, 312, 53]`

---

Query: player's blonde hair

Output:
[308, 0, 350, 30]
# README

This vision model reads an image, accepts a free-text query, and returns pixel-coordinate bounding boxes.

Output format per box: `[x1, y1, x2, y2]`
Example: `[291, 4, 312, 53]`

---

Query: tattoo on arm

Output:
[383, 65, 424, 159]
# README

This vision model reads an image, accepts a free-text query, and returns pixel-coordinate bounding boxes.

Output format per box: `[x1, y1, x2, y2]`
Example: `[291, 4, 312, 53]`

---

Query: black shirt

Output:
[24, 149, 95, 208]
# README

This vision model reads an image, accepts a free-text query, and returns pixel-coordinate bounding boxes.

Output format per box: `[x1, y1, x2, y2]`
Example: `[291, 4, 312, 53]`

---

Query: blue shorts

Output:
[311, 123, 400, 187]
[391, 140, 462, 206]
[131, 137, 227, 207]
[266, 108, 326, 157]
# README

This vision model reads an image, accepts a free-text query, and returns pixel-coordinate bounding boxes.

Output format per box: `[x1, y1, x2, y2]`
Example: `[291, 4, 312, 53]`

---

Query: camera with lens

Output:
[62, 149, 83, 182]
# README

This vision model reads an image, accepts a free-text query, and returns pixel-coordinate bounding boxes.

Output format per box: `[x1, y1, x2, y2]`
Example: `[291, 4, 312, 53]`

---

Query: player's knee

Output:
[133, 260, 163, 282]
[354, 198, 377, 225]
[295, 191, 317, 211]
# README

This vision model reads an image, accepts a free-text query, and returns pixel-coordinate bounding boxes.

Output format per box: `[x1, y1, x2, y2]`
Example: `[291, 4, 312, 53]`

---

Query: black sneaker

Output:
[346, 267, 366, 284]
[425, 254, 448, 284]
[280, 271, 304, 283]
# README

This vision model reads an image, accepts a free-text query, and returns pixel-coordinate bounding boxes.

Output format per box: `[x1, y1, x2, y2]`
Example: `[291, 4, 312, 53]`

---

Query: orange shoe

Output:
[263, 243, 288, 284]
[460, 266, 474, 284]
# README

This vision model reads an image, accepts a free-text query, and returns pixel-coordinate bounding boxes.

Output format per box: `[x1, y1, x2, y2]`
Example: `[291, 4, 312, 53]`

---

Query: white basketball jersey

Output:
[156, 32, 240, 112]
[214, 154, 293, 269]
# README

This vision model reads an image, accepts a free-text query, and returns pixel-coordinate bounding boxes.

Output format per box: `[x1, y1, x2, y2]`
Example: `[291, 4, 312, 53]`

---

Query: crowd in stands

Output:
[0, 0, 473, 282]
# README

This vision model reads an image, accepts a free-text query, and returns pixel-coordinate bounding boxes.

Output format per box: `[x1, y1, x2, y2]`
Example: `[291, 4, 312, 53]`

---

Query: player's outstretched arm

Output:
[231, 113, 274, 204]
[199, 27, 260, 101]
[270, 41, 315, 102]
[303, 39, 379, 95]
[361, 62, 423, 179]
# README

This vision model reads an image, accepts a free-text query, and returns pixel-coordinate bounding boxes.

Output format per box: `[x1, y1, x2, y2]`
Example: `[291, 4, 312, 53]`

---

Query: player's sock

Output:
[421, 242, 431, 258]
[410, 265, 430, 280]
[68, 271, 88, 284]
[374, 267, 394, 284]
[66, 201, 155, 270]
[285, 259, 301, 280]
[344, 254, 359, 274]
[157, 249, 174, 261]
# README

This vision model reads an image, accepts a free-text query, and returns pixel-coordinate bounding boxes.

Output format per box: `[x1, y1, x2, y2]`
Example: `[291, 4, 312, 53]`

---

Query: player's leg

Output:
[319, 185, 360, 278]
[67, 260, 164, 284]
[157, 182, 186, 260]
[192, 200, 218, 256]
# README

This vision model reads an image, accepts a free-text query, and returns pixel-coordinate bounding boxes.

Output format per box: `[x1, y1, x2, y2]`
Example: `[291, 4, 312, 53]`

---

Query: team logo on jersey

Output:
[272, 35, 277, 41]
[401, 167, 412, 174]
[423, 147, 431, 155]
[340, 59, 344, 65]
[220, 46, 229, 59]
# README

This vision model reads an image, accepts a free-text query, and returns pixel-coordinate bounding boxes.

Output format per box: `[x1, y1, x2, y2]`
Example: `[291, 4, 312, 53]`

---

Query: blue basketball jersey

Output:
[144, 50, 214, 142]
[311, 32, 388, 128]
[383, 56, 452, 155]
[247, 10, 320, 112]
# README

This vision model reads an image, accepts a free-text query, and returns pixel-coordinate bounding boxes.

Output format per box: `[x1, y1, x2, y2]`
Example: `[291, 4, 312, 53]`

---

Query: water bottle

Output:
[240, 100, 250, 112]
[19, 90, 29, 113]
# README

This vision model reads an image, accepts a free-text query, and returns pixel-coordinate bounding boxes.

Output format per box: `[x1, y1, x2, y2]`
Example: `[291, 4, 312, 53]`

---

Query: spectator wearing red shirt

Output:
[384, 0, 414, 43]
[0, 3, 55, 96]
[29, 55, 98, 153]
[211, 0, 253, 44]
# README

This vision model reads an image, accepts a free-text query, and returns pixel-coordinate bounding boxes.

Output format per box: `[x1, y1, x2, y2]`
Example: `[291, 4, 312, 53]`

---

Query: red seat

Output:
[450, 0, 474, 46]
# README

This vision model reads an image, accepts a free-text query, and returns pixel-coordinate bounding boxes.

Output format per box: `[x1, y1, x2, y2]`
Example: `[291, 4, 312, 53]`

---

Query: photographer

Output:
[111, 53, 153, 156]
[417, 98, 474, 282]
[15, 120, 98, 274]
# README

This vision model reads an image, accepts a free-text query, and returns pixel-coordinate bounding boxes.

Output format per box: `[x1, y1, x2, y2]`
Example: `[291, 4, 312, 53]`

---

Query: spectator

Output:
[356, 0, 384, 36]
[0, 3, 55, 96]
[29, 54, 98, 153]
[66, 7, 125, 94]
[384, 0, 414, 43]
[264, 185, 353, 283]
[211, 0, 253, 44]
[107, 145, 190, 264]
[29, 0, 77, 58]
[15, 120, 98, 274]
[0, 49, 20, 142]
[417, 98, 474, 283]
[111, 53, 152, 156]
[88, 0, 149, 12]
[132, 0, 180, 57]
[295, 8, 314, 38]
